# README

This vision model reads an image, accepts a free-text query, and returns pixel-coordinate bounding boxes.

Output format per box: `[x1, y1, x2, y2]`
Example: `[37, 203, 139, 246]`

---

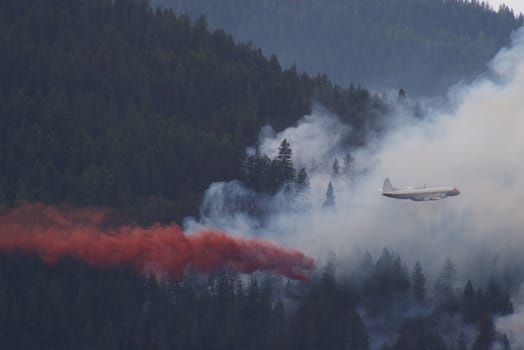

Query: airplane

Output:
[379, 178, 460, 201]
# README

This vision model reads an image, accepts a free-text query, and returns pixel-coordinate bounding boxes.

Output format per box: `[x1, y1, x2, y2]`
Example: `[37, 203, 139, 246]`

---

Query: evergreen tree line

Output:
[0, 0, 387, 223]
[243, 139, 308, 195]
[0, 249, 516, 350]
[154, 0, 523, 96]
[0, 1, 518, 348]
[241, 138, 348, 216]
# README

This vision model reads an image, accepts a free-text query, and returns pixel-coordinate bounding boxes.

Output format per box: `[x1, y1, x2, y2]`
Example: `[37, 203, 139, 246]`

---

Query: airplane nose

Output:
[454, 188, 460, 195]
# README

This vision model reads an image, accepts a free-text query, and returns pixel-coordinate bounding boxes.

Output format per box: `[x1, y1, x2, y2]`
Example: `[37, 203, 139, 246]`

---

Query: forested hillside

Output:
[154, 0, 523, 96]
[0, 0, 386, 223]
[0, 247, 515, 350]
[0, 1, 519, 349]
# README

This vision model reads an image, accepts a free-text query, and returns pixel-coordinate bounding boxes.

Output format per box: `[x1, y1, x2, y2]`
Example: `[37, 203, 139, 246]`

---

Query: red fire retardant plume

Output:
[0, 203, 315, 280]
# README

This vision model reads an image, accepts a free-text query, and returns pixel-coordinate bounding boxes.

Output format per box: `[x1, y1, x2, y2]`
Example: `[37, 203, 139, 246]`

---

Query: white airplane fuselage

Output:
[380, 178, 460, 201]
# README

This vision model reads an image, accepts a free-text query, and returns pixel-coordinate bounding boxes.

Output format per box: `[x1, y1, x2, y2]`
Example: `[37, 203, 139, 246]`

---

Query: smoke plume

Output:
[196, 26, 524, 346]
[0, 203, 314, 280]
[231, 26, 524, 277]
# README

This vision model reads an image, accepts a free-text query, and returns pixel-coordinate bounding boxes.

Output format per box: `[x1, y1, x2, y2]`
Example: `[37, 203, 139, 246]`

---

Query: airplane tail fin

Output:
[383, 178, 397, 192]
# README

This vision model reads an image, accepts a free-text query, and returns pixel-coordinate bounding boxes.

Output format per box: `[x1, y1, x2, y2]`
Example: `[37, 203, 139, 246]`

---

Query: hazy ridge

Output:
[154, 0, 523, 96]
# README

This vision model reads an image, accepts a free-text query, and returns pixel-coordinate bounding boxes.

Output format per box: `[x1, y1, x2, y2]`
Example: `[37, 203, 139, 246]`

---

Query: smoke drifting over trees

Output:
[194, 27, 524, 348]
[1, 0, 524, 349]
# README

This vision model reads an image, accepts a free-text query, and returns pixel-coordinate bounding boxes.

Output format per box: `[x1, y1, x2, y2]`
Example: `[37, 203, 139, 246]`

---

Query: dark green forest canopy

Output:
[0, 248, 514, 350]
[0, 0, 386, 222]
[154, 0, 523, 96]
[0, 2, 520, 349]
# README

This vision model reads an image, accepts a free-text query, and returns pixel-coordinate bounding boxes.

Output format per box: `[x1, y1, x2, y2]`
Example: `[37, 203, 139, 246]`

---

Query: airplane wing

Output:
[416, 193, 447, 201]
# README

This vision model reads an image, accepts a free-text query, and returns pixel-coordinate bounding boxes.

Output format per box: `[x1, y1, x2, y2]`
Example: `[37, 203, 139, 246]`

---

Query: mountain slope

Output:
[154, 0, 523, 96]
[0, 0, 385, 222]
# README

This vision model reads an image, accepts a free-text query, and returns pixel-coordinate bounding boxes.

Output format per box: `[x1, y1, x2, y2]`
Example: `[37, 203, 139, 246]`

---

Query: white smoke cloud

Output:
[258, 107, 351, 172]
[484, 0, 524, 15]
[270, 27, 524, 272]
[197, 26, 524, 347]
[497, 302, 524, 350]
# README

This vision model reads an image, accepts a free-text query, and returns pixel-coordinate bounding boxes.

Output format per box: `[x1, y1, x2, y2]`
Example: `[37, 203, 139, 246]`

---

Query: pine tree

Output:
[369, 249, 410, 298]
[397, 89, 407, 104]
[471, 314, 496, 350]
[462, 280, 479, 323]
[296, 168, 310, 193]
[345, 309, 370, 350]
[332, 158, 340, 177]
[486, 276, 513, 315]
[434, 257, 457, 299]
[343, 153, 354, 178]
[293, 167, 311, 211]
[270, 299, 286, 350]
[323, 181, 335, 208]
[276, 139, 296, 186]
[411, 261, 426, 303]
